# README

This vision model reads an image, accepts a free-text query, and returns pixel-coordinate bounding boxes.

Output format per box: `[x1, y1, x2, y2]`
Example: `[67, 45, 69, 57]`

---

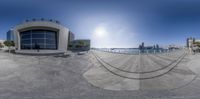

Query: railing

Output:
[93, 48, 181, 55]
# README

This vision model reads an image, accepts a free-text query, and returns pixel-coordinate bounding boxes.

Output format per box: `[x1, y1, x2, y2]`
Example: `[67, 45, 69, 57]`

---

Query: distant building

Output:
[187, 37, 200, 53]
[195, 39, 200, 43]
[67, 32, 91, 51]
[138, 42, 160, 50]
[139, 42, 145, 52]
[187, 37, 200, 48]
[69, 39, 90, 51]
[68, 31, 75, 44]
[7, 29, 14, 41]
[141, 42, 144, 48]
[168, 44, 179, 50]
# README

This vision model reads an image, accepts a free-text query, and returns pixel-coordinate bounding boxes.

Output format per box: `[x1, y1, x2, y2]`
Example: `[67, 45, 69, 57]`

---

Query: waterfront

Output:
[95, 48, 178, 55]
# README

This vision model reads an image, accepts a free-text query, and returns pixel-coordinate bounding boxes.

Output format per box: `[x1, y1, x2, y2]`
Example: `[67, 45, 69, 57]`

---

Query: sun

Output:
[94, 26, 107, 37]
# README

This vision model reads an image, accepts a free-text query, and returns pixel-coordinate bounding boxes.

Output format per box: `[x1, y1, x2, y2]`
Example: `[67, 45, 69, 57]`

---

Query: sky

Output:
[1, 0, 200, 48]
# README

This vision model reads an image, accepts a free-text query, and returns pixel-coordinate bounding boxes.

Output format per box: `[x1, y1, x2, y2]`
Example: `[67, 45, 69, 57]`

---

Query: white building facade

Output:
[12, 19, 71, 54]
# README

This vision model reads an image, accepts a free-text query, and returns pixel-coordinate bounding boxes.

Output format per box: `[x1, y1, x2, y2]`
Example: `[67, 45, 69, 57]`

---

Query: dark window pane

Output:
[46, 34, 56, 39]
[21, 34, 31, 39]
[46, 30, 56, 34]
[21, 31, 31, 35]
[46, 39, 56, 44]
[21, 40, 31, 44]
[32, 30, 44, 34]
[32, 34, 45, 38]
[32, 44, 45, 49]
[39, 45, 45, 49]
[32, 39, 44, 44]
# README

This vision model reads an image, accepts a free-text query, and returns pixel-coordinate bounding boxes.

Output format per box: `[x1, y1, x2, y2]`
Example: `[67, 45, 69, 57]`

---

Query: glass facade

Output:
[20, 29, 57, 50]
[7, 30, 14, 41]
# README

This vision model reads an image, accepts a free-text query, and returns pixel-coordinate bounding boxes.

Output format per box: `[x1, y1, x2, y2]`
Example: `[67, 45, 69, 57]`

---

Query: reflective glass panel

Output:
[20, 29, 57, 50]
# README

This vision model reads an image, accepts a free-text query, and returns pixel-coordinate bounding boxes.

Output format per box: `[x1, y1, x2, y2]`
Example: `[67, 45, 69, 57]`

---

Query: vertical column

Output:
[30, 30, 32, 49]
[17, 31, 21, 50]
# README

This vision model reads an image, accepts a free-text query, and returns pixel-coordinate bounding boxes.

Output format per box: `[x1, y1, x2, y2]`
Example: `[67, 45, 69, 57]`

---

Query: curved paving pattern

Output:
[84, 50, 196, 90]
[93, 50, 184, 74]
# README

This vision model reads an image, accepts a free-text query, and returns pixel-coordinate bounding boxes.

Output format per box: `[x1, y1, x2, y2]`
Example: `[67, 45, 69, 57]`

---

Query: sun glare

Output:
[94, 26, 107, 37]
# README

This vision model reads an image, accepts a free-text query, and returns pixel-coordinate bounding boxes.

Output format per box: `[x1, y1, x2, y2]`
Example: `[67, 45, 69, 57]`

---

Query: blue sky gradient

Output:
[1, 0, 200, 48]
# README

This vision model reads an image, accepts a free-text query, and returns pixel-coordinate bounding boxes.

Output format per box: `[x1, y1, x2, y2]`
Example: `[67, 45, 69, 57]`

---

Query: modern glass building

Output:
[68, 31, 75, 44]
[68, 39, 90, 51]
[12, 19, 73, 54]
[7, 29, 14, 41]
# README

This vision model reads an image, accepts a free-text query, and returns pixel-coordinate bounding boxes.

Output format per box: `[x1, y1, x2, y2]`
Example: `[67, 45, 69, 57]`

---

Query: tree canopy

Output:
[3, 41, 15, 47]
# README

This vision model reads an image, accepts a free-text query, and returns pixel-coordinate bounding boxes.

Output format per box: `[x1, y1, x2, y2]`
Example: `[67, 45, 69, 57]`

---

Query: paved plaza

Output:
[0, 50, 200, 99]
[84, 50, 196, 90]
